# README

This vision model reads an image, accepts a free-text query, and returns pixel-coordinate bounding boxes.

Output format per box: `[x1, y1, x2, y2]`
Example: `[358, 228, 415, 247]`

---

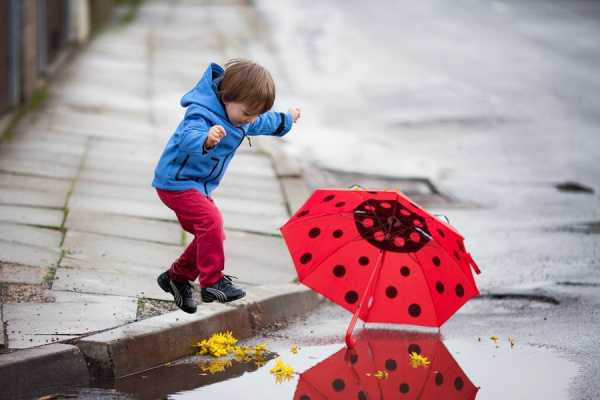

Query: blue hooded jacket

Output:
[152, 63, 293, 196]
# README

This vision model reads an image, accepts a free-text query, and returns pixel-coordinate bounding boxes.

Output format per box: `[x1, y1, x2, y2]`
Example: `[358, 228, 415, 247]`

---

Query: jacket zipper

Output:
[203, 130, 246, 193]
[175, 155, 219, 182]
[174, 155, 190, 180]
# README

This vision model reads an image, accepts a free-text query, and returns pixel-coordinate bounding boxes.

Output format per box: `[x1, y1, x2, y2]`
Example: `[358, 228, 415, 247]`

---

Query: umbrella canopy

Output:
[280, 189, 481, 346]
[294, 330, 478, 400]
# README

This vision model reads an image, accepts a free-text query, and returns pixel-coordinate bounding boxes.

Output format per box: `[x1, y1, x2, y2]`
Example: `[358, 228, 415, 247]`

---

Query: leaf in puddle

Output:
[409, 352, 431, 368]
[509, 336, 516, 348]
[270, 358, 295, 383]
[490, 335, 499, 344]
[198, 359, 232, 374]
[366, 370, 389, 380]
[290, 345, 299, 354]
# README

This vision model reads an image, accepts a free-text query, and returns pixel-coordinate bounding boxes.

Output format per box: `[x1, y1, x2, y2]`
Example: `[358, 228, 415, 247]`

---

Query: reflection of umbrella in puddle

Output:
[294, 330, 478, 400]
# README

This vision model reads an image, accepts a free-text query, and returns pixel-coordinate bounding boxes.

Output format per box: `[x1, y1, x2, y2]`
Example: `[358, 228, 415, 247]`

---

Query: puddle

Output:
[59, 330, 576, 399]
[555, 221, 600, 235]
[22, 306, 577, 400]
[302, 165, 456, 208]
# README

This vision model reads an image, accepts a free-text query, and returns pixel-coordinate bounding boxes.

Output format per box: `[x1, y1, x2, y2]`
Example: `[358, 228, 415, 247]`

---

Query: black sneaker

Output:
[201, 275, 246, 303]
[157, 271, 197, 313]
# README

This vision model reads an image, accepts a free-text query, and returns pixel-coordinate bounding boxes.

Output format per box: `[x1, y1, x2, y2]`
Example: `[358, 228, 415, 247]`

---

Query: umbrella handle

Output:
[345, 251, 385, 349]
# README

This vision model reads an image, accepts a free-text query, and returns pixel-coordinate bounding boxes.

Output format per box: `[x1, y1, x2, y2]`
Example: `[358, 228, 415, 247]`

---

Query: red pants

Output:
[156, 188, 224, 287]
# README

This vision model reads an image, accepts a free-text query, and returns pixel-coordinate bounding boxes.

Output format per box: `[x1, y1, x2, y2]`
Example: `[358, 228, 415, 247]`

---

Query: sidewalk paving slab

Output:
[0, 205, 64, 228]
[65, 209, 182, 246]
[3, 292, 137, 349]
[0, 223, 63, 249]
[0, 157, 80, 180]
[0, 263, 48, 285]
[61, 230, 182, 269]
[0, 172, 71, 193]
[53, 267, 171, 300]
[0, 241, 61, 270]
[0, 344, 89, 399]
[0, 187, 67, 208]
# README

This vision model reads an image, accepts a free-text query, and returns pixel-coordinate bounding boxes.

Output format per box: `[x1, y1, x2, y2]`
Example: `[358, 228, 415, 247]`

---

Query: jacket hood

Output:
[180, 63, 227, 119]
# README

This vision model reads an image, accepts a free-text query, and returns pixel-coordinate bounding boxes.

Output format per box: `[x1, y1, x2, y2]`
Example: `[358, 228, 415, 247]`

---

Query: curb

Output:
[78, 284, 322, 379]
[0, 343, 90, 399]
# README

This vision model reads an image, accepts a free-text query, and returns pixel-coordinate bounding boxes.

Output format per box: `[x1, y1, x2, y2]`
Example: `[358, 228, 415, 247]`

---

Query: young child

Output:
[153, 59, 301, 313]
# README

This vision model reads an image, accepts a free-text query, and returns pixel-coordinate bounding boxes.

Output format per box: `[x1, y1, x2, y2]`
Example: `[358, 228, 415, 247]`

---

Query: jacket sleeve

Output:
[178, 112, 211, 154]
[247, 111, 293, 137]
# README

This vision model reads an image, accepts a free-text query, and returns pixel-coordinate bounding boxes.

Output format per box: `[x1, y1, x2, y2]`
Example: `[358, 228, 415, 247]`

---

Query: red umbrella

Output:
[294, 330, 478, 400]
[280, 189, 481, 347]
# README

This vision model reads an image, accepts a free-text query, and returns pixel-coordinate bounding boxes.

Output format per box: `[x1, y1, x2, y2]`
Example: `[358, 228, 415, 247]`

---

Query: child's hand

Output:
[288, 106, 301, 123]
[205, 125, 227, 150]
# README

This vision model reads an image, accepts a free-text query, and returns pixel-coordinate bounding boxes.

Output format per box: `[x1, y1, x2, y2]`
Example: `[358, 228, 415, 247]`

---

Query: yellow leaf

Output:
[290, 345, 299, 354]
[509, 336, 516, 348]
[490, 335, 499, 344]
[373, 370, 389, 380]
[409, 352, 431, 368]
[270, 358, 295, 383]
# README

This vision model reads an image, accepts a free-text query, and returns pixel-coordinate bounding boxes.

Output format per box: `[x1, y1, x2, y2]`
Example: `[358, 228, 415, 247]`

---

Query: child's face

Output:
[224, 102, 260, 127]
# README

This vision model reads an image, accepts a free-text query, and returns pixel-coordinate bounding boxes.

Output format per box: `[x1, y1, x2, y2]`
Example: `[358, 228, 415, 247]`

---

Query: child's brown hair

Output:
[218, 59, 276, 115]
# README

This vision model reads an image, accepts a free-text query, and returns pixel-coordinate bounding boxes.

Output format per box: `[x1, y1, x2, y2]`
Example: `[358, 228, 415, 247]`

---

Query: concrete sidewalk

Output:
[0, 0, 317, 393]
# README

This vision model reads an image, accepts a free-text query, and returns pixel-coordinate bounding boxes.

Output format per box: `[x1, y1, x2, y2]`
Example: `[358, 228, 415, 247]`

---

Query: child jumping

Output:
[153, 59, 301, 313]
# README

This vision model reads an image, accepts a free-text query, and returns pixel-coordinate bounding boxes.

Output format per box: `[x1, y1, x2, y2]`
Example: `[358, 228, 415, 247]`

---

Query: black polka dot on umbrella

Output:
[437, 228, 445, 237]
[298, 210, 309, 217]
[400, 266, 410, 277]
[385, 359, 397, 371]
[456, 284, 465, 298]
[408, 344, 421, 355]
[333, 229, 344, 238]
[332, 379, 346, 392]
[386, 286, 398, 299]
[300, 253, 312, 264]
[350, 353, 359, 364]
[458, 240, 465, 252]
[432, 256, 441, 267]
[454, 377, 464, 391]
[323, 194, 335, 202]
[399, 383, 410, 394]
[454, 250, 460, 260]
[345, 291, 359, 304]
[299, 395, 311, 400]
[435, 372, 444, 386]
[408, 304, 421, 317]
[308, 227, 320, 238]
[358, 391, 367, 400]
[436, 281, 445, 294]
[333, 265, 346, 277]
[335, 201, 346, 208]
[359, 256, 369, 266]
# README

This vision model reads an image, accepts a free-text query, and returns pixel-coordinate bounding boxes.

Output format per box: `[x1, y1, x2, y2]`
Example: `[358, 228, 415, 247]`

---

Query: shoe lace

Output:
[221, 275, 238, 287]
[177, 281, 194, 297]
